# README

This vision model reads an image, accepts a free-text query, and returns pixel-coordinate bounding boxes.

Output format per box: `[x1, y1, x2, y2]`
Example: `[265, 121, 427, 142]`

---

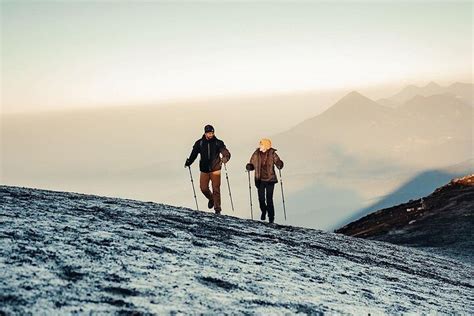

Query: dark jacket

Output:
[247, 148, 283, 186]
[188, 135, 231, 173]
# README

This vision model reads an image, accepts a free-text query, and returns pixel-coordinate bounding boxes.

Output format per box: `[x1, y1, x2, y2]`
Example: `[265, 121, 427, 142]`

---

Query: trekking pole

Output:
[187, 166, 199, 211]
[223, 163, 234, 212]
[247, 170, 254, 220]
[278, 169, 287, 221]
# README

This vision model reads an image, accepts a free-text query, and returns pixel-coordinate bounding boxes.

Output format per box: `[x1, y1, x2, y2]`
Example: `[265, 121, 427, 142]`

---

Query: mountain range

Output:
[271, 83, 472, 229]
[275, 87, 472, 170]
[377, 81, 473, 107]
[2, 81, 473, 230]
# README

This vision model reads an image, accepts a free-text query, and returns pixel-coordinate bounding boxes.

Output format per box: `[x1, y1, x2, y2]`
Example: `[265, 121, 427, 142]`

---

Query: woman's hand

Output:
[276, 160, 284, 170]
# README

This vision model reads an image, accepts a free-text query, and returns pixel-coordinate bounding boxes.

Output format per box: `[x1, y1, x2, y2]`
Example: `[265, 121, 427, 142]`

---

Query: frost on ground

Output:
[0, 185, 473, 314]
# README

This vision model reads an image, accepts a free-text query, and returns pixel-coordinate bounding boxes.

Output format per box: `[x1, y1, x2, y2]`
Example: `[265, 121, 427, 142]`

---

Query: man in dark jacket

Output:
[246, 138, 283, 223]
[185, 125, 231, 214]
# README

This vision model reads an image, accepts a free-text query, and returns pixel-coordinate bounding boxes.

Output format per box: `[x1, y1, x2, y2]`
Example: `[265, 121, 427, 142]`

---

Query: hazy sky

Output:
[1, 1, 472, 113]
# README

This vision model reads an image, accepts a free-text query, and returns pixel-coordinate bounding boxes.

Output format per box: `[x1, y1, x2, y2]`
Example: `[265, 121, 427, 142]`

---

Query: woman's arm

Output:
[273, 151, 284, 169]
[246, 151, 258, 170]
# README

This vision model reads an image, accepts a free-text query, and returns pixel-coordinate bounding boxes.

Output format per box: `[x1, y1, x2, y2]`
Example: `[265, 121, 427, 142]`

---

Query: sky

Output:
[1, 1, 472, 114]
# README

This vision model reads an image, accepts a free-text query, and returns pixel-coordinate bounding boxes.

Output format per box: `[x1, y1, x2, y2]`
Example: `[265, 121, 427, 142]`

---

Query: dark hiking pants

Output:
[257, 181, 275, 221]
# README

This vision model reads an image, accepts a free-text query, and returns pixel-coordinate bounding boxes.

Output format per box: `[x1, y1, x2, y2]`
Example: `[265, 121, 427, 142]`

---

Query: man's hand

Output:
[184, 158, 191, 168]
[246, 163, 254, 171]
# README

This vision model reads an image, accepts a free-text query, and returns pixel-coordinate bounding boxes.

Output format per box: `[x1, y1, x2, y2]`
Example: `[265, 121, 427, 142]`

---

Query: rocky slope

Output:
[335, 175, 474, 264]
[1, 185, 473, 314]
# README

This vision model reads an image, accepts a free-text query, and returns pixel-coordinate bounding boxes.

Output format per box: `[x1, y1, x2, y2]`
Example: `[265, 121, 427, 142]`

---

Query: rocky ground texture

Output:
[335, 174, 474, 264]
[1, 185, 473, 314]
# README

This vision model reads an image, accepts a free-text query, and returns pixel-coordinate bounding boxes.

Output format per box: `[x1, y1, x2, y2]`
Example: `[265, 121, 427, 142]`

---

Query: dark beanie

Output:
[204, 124, 214, 133]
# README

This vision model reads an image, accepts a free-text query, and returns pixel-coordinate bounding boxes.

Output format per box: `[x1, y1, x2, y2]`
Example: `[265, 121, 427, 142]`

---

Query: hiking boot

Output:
[214, 208, 221, 215]
[208, 199, 214, 209]
[260, 212, 266, 220]
[269, 217, 274, 224]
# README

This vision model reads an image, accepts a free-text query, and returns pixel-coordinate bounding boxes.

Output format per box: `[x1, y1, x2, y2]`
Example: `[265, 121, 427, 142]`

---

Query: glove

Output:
[276, 160, 284, 170]
[221, 156, 229, 164]
[246, 163, 254, 171]
[184, 158, 191, 168]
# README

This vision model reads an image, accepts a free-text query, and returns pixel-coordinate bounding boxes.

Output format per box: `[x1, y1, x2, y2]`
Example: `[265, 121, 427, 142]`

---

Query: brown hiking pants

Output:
[200, 170, 221, 212]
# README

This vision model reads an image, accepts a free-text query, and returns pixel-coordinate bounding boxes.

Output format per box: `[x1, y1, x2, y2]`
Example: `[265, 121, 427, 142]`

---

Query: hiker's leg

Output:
[257, 181, 267, 218]
[210, 170, 221, 212]
[199, 172, 212, 200]
[266, 182, 275, 222]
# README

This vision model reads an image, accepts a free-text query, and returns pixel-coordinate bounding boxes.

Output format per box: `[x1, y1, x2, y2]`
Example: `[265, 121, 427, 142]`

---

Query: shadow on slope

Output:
[333, 164, 474, 230]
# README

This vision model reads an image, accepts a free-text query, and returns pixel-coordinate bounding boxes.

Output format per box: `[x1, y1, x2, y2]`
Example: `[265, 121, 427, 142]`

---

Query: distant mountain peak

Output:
[318, 90, 388, 118]
[339, 90, 374, 103]
[347, 90, 364, 96]
[425, 81, 441, 88]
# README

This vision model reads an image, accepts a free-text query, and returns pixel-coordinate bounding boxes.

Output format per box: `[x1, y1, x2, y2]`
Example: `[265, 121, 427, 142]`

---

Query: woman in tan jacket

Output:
[246, 138, 284, 223]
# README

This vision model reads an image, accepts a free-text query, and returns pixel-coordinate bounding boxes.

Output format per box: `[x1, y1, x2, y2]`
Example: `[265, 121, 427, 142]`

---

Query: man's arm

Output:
[219, 141, 231, 163]
[185, 141, 200, 167]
